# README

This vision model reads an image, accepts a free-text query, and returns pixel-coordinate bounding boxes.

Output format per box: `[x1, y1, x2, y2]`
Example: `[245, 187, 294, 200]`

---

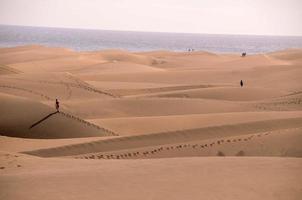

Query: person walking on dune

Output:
[55, 99, 60, 112]
[240, 80, 244, 87]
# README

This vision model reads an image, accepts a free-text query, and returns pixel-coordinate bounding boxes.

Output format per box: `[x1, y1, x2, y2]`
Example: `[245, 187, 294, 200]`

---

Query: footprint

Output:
[236, 150, 245, 156]
[217, 151, 225, 156]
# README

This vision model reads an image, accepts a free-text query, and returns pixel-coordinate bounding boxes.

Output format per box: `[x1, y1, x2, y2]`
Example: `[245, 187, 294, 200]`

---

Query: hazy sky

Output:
[0, 0, 302, 36]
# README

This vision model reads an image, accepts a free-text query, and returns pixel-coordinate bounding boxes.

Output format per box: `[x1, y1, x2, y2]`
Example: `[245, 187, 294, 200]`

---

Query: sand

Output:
[0, 46, 301, 200]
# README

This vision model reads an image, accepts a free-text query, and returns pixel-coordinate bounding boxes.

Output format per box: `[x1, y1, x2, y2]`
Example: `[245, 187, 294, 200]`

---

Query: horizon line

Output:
[1, 23, 302, 38]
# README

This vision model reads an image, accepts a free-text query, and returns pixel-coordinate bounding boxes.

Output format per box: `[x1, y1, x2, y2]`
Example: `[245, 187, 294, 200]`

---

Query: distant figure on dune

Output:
[241, 52, 246, 57]
[55, 99, 60, 112]
[240, 80, 244, 87]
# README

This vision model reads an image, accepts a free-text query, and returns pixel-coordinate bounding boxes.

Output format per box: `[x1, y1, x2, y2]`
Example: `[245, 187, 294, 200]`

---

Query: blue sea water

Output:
[1, 25, 302, 54]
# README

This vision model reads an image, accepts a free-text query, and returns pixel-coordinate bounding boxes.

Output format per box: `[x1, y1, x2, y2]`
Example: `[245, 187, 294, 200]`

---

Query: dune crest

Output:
[0, 93, 116, 138]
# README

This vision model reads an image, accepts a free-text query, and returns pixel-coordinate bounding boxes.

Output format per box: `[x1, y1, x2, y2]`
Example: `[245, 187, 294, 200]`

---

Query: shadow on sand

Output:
[29, 111, 59, 129]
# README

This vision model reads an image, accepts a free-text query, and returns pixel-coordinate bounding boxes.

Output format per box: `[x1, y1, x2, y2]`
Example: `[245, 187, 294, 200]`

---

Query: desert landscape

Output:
[0, 45, 302, 200]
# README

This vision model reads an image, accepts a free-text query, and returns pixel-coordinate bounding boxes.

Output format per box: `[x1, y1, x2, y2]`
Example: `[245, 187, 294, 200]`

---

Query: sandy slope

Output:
[1, 46, 302, 200]
[0, 154, 301, 200]
[149, 86, 288, 101]
[0, 93, 115, 138]
[24, 118, 302, 157]
[0, 136, 113, 153]
[0, 45, 76, 65]
[91, 111, 302, 135]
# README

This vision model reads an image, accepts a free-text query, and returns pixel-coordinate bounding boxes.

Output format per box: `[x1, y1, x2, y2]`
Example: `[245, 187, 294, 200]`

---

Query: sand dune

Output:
[1, 154, 301, 200]
[0, 64, 20, 75]
[63, 98, 251, 119]
[216, 54, 290, 68]
[67, 127, 302, 159]
[0, 136, 109, 153]
[7, 55, 104, 73]
[25, 117, 302, 157]
[1, 46, 302, 200]
[87, 81, 174, 90]
[92, 49, 157, 65]
[91, 111, 302, 135]
[0, 45, 75, 65]
[72, 61, 165, 74]
[269, 49, 302, 62]
[108, 83, 216, 97]
[0, 93, 115, 138]
[0, 72, 115, 101]
[151, 86, 288, 101]
[253, 93, 302, 111]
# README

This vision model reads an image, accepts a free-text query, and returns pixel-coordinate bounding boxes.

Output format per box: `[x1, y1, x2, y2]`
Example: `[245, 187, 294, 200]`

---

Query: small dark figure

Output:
[55, 99, 60, 112]
[241, 52, 246, 57]
[240, 80, 243, 87]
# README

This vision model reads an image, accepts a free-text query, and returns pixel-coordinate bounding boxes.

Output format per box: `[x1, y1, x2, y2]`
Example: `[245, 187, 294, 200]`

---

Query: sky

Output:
[0, 0, 302, 36]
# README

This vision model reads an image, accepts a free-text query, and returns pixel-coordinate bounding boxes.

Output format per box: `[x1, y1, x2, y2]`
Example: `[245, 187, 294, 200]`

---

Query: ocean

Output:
[1, 25, 302, 54]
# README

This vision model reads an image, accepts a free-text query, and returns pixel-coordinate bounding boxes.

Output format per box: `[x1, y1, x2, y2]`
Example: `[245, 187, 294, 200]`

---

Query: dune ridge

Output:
[71, 127, 302, 159]
[24, 117, 302, 157]
[0, 93, 116, 138]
